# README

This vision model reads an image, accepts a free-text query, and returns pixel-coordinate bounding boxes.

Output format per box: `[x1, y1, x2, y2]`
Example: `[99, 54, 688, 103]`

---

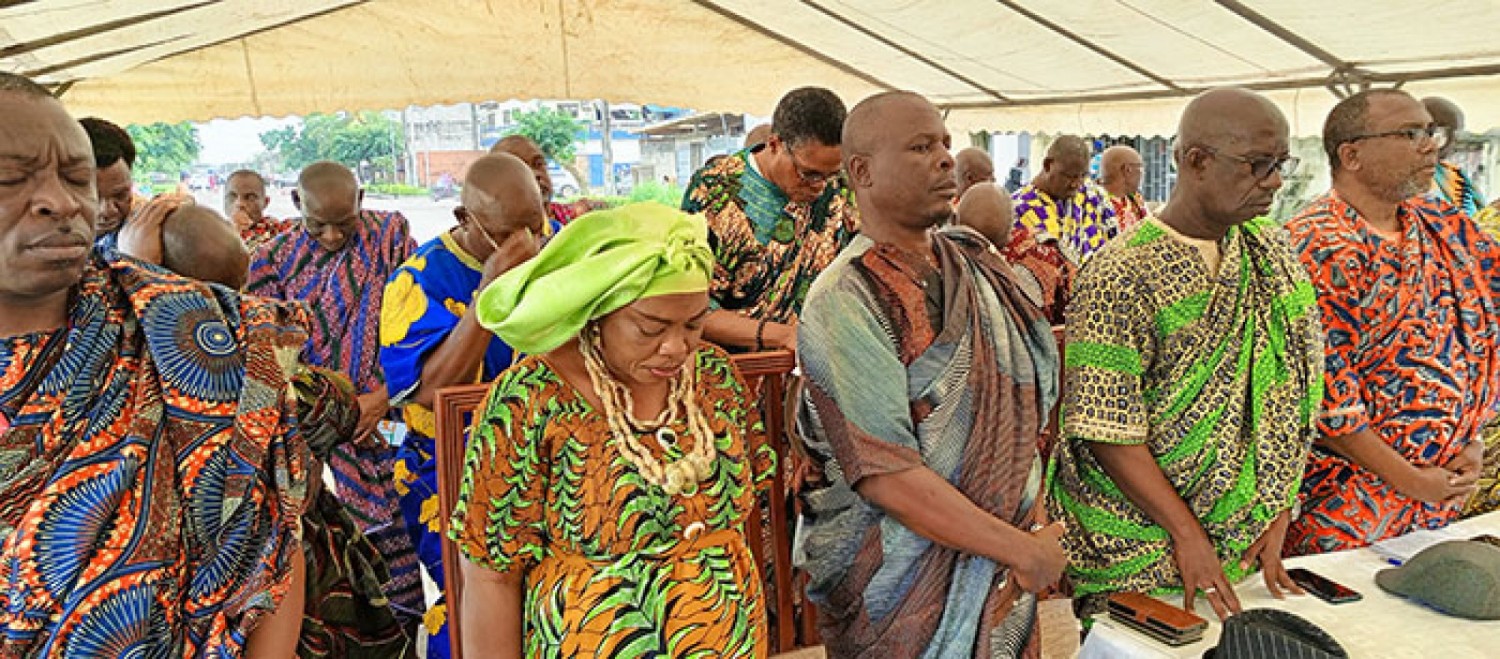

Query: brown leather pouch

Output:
[1106, 591, 1208, 646]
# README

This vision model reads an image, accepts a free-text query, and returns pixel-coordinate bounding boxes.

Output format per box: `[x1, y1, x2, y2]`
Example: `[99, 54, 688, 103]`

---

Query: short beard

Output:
[1392, 174, 1429, 201]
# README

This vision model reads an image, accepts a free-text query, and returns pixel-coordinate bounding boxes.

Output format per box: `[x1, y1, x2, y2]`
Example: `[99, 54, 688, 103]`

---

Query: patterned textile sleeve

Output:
[681, 169, 744, 309]
[245, 233, 289, 300]
[1059, 257, 1154, 445]
[798, 278, 925, 486]
[378, 255, 460, 407]
[722, 357, 775, 497]
[199, 288, 313, 642]
[449, 364, 549, 574]
[1286, 225, 1370, 437]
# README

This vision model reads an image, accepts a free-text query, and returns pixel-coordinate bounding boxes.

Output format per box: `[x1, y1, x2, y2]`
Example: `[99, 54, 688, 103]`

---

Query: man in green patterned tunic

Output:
[681, 86, 859, 353]
[1046, 88, 1325, 620]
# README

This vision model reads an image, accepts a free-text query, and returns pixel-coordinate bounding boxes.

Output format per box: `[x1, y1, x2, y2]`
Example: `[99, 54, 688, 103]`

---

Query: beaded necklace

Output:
[578, 324, 721, 496]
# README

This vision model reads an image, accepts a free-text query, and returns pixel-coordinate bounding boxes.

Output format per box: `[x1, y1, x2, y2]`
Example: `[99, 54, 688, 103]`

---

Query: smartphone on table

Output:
[1287, 567, 1361, 604]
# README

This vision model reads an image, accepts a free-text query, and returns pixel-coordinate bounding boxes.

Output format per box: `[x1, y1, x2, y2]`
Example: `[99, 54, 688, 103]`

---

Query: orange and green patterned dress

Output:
[450, 346, 774, 657]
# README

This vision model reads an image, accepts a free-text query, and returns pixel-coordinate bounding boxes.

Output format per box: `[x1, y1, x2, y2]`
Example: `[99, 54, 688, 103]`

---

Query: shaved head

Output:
[842, 91, 956, 235]
[1168, 87, 1291, 234]
[162, 205, 250, 290]
[745, 124, 772, 149]
[1047, 135, 1089, 163]
[1100, 145, 1144, 195]
[1177, 88, 1287, 156]
[1423, 97, 1463, 157]
[0, 72, 53, 98]
[462, 153, 543, 229]
[956, 182, 1012, 248]
[842, 90, 930, 162]
[1034, 135, 1090, 199]
[953, 147, 996, 198]
[292, 161, 362, 251]
[491, 134, 552, 202]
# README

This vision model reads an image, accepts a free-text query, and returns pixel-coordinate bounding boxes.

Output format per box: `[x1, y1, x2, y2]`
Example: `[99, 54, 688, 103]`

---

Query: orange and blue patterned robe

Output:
[1286, 192, 1500, 554]
[0, 257, 309, 655]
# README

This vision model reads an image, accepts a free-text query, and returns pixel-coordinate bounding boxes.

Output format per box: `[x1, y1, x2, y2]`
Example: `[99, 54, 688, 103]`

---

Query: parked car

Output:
[548, 163, 580, 198]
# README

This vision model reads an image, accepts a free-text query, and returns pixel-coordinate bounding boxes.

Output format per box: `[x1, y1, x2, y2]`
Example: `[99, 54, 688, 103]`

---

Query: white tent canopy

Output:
[6, 0, 1500, 135]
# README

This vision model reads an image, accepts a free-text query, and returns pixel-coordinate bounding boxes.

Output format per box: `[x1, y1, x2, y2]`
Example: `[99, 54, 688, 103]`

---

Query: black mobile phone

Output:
[1287, 567, 1362, 604]
[1470, 534, 1500, 549]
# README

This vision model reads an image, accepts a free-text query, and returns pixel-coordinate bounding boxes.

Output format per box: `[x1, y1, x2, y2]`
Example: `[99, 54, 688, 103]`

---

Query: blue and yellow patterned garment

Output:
[1431, 161, 1486, 217]
[1011, 182, 1117, 266]
[378, 230, 517, 659]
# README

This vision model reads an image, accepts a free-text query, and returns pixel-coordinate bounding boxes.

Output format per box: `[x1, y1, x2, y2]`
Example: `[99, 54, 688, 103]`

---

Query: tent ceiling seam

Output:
[993, 0, 1180, 92]
[23, 37, 184, 79]
[799, 0, 1009, 102]
[0, 0, 221, 59]
[693, 0, 895, 93]
[1212, 0, 1348, 73]
[239, 38, 260, 116]
[557, 0, 572, 98]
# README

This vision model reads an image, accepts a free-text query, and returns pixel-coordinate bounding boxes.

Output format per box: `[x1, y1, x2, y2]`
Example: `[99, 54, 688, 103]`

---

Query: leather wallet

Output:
[1106, 591, 1208, 646]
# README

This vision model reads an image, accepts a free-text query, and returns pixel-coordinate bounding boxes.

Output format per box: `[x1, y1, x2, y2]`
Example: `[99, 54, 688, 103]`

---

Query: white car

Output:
[548, 163, 580, 198]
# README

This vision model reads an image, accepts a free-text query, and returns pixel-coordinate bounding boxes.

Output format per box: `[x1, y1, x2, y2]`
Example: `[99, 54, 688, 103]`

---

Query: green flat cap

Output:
[1375, 540, 1500, 620]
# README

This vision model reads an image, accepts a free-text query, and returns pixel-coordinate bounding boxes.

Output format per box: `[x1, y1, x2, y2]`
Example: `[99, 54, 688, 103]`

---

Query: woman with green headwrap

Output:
[448, 202, 776, 658]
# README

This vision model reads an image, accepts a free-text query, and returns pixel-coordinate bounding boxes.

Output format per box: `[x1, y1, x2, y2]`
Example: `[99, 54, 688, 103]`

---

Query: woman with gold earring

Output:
[450, 202, 774, 658]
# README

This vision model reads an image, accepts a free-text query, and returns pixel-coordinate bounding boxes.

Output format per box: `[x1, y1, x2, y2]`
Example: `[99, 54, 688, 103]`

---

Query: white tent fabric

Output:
[6, 0, 1500, 134]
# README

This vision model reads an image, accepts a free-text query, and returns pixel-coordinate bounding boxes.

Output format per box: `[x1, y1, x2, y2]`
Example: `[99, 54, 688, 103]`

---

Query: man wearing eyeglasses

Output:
[1099, 145, 1149, 234]
[1048, 87, 1324, 621]
[681, 86, 859, 354]
[1011, 135, 1117, 266]
[1284, 89, 1499, 556]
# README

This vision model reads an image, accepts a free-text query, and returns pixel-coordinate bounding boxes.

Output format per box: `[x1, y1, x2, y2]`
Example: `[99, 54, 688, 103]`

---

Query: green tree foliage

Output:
[260, 112, 404, 182]
[508, 106, 587, 192]
[126, 122, 200, 179]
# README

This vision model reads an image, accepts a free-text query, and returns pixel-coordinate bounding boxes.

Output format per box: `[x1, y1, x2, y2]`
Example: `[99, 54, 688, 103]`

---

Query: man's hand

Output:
[763, 320, 799, 353]
[1442, 439, 1485, 504]
[118, 195, 189, 264]
[480, 228, 539, 288]
[355, 387, 390, 441]
[1241, 509, 1303, 599]
[1174, 530, 1240, 620]
[1397, 463, 1476, 503]
[231, 208, 255, 232]
[1012, 522, 1067, 593]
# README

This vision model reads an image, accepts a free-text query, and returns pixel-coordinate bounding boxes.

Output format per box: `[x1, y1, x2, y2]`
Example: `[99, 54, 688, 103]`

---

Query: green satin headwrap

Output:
[475, 201, 714, 354]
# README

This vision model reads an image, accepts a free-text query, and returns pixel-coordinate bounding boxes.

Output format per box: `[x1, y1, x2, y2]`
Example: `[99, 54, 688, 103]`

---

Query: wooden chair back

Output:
[432, 350, 807, 659]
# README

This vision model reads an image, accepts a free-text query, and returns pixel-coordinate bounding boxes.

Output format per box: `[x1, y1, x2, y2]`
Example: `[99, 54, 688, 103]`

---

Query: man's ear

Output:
[290, 189, 302, 210]
[1337, 142, 1362, 172]
[356, 188, 365, 208]
[845, 154, 872, 188]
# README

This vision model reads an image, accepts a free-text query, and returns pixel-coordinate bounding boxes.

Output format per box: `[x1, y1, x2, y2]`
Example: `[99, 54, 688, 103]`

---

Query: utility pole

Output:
[599, 99, 614, 194]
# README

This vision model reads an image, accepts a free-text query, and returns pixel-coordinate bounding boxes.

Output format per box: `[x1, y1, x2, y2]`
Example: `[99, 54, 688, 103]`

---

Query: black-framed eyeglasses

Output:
[1200, 146, 1300, 180]
[786, 147, 840, 186]
[1343, 125, 1450, 150]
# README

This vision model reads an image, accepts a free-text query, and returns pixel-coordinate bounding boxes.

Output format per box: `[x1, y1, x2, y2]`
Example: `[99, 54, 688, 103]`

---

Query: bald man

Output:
[160, 204, 251, 290]
[797, 91, 1063, 657]
[378, 153, 542, 659]
[1012, 135, 1117, 264]
[1286, 90, 1498, 555]
[744, 123, 772, 149]
[224, 169, 291, 251]
[952, 182, 1072, 325]
[953, 147, 996, 199]
[1100, 145, 1149, 233]
[245, 160, 425, 622]
[1423, 97, 1487, 216]
[1048, 88, 1323, 621]
[490, 134, 608, 229]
